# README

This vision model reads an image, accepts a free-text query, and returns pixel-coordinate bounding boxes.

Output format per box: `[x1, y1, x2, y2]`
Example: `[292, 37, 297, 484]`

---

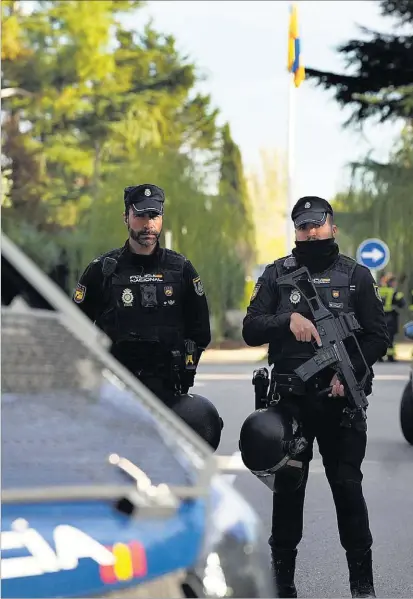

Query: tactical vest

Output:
[269, 254, 357, 368]
[96, 247, 186, 356]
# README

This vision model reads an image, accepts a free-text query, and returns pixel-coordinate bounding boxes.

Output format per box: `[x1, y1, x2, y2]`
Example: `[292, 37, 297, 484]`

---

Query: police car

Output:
[1, 234, 274, 599]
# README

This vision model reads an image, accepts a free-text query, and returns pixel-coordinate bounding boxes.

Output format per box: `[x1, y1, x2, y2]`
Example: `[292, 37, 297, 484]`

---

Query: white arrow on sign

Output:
[361, 248, 384, 263]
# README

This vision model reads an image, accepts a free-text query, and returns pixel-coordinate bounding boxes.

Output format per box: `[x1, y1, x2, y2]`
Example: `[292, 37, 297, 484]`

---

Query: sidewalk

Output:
[202, 343, 413, 364]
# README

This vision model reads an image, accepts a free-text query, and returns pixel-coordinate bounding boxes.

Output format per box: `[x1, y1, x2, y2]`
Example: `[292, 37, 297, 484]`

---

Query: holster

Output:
[170, 349, 184, 391]
[340, 406, 367, 431]
[252, 368, 270, 409]
[180, 340, 198, 393]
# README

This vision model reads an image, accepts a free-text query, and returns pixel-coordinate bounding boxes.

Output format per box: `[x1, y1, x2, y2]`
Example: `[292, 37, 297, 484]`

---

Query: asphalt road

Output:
[196, 360, 413, 599]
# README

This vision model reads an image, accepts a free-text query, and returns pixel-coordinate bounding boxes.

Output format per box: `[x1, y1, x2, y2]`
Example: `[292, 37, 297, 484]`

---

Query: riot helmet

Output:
[239, 405, 308, 493]
[171, 393, 223, 452]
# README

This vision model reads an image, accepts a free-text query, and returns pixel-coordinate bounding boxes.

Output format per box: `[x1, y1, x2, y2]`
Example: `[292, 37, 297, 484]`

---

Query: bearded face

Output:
[126, 209, 163, 248]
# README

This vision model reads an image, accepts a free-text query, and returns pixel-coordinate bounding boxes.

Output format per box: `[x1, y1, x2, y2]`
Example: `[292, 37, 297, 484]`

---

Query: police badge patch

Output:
[374, 284, 381, 301]
[73, 284, 86, 304]
[251, 283, 261, 301]
[290, 290, 301, 305]
[121, 288, 134, 306]
[193, 277, 204, 296]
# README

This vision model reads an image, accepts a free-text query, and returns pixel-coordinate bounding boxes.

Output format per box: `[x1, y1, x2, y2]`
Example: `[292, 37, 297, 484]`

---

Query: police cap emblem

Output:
[290, 290, 301, 305]
[304, 201, 311, 209]
[144, 188, 151, 196]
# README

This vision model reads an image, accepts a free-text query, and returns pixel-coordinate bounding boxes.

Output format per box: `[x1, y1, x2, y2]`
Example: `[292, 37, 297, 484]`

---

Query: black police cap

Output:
[124, 184, 165, 216]
[291, 196, 333, 227]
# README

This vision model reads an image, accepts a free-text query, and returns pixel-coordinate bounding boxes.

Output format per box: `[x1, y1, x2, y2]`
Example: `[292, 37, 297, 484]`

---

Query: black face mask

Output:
[292, 238, 339, 273]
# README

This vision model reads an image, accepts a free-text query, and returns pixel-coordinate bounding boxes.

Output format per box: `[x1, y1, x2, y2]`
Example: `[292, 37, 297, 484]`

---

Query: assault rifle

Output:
[276, 267, 370, 411]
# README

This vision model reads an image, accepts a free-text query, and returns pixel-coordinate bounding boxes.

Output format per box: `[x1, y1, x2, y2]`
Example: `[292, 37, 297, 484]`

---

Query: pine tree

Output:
[306, 0, 413, 125]
[218, 123, 255, 266]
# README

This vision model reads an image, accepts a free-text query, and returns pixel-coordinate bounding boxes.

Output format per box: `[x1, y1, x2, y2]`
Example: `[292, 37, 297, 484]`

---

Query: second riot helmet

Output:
[239, 404, 308, 493]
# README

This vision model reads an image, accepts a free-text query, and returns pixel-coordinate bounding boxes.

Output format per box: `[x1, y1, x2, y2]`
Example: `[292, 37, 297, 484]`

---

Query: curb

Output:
[202, 343, 413, 365]
[201, 347, 267, 364]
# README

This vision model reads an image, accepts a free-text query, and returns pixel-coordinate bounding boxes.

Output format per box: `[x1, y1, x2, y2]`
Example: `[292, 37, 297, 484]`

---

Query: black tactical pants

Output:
[138, 375, 178, 407]
[269, 394, 373, 558]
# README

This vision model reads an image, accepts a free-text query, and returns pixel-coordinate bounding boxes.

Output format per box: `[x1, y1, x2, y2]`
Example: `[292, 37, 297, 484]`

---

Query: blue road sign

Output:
[356, 238, 390, 270]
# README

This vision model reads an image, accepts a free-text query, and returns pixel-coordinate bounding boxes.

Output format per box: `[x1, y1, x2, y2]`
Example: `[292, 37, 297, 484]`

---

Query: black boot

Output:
[347, 549, 376, 598]
[271, 549, 297, 598]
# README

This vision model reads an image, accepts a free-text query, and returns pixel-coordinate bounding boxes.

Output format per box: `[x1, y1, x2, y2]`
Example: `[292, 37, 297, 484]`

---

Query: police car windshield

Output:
[1, 308, 199, 491]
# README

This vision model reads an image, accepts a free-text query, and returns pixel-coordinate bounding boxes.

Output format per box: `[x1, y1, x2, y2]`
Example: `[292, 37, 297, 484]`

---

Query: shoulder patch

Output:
[374, 284, 381, 301]
[193, 276, 204, 296]
[251, 282, 261, 301]
[73, 283, 86, 304]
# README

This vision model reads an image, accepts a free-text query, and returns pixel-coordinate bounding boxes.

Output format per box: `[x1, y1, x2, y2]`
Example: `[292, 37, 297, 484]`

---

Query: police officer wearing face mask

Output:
[72, 184, 223, 450]
[242, 197, 389, 598]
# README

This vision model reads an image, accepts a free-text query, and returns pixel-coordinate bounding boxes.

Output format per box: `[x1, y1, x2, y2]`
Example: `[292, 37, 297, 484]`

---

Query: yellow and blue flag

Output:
[288, 3, 305, 87]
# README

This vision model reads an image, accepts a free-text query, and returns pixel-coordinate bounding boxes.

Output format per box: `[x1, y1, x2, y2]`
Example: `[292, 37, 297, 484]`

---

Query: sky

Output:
[130, 0, 403, 201]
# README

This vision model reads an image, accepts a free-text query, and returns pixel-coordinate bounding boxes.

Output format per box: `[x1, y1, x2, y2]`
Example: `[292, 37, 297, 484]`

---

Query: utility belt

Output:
[253, 368, 330, 408]
[112, 337, 198, 393]
[252, 367, 367, 430]
[271, 372, 334, 398]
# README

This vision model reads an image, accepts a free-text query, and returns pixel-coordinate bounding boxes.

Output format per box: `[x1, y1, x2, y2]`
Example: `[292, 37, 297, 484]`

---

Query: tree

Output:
[306, 0, 413, 126]
[246, 148, 288, 265]
[1, 0, 252, 338]
[218, 123, 255, 266]
[1, 1, 220, 261]
[333, 125, 413, 277]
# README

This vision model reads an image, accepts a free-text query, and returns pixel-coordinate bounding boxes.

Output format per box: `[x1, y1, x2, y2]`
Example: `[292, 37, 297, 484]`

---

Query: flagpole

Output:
[286, 73, 296, 255]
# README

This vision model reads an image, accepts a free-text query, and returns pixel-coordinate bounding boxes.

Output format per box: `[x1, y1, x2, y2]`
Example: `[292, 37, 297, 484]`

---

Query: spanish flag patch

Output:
[73, 283, 86, 304]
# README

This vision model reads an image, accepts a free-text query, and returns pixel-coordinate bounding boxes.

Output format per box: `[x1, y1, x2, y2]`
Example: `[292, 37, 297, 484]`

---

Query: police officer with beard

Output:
[242, 197, 389, 598]
[73, 184, 222, 449]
